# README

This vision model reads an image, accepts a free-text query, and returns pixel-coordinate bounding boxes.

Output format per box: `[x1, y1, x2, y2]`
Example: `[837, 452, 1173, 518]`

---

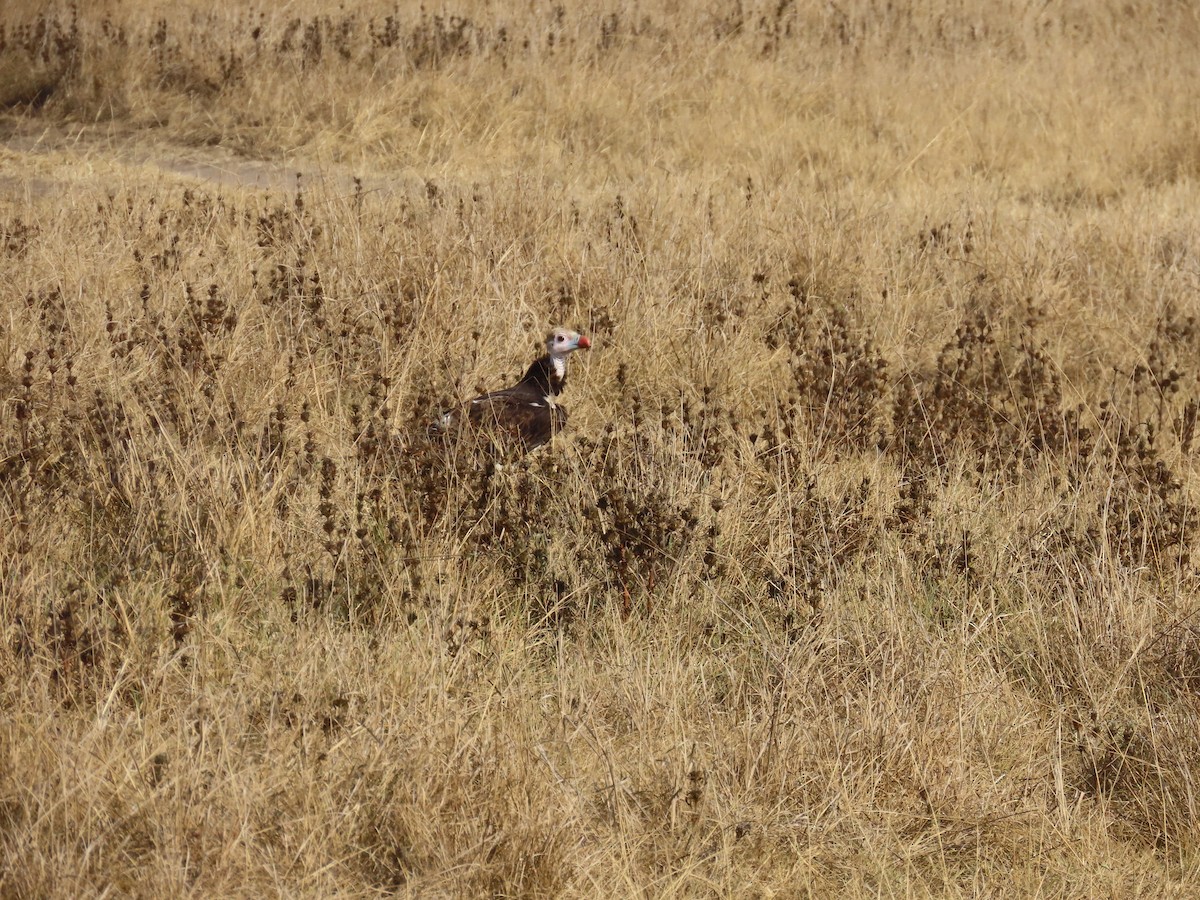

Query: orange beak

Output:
[577, 335, 591, 350]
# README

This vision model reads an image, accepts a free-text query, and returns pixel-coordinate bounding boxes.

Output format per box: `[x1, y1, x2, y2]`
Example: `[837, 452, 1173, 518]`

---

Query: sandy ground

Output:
[0, 117, 388, 199]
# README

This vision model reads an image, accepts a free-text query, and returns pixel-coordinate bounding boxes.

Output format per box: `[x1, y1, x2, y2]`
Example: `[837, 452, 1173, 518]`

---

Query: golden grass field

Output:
[3, 1, 1200, 895]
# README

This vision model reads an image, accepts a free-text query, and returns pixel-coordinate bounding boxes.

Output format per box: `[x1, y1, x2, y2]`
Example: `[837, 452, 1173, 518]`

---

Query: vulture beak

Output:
[577, 335, 591, 350]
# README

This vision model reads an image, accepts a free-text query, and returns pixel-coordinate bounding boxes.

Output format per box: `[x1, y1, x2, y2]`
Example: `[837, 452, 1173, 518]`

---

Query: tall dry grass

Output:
[3, 1, 1200, 895]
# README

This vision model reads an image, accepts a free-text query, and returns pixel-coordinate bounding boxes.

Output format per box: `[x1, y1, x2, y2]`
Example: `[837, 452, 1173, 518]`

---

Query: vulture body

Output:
[446, 328, 591, 451]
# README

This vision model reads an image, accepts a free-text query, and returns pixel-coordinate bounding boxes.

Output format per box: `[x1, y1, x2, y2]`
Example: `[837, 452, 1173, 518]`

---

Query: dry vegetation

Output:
[4, 0, 1200, 895]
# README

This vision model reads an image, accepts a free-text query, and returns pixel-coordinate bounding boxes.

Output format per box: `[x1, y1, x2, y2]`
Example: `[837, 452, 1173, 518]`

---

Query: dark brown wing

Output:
[467, 393, 566, 450]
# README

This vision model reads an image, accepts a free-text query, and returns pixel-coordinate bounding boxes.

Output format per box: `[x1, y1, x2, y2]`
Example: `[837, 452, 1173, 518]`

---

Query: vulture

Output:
[442, 327, 591, 451]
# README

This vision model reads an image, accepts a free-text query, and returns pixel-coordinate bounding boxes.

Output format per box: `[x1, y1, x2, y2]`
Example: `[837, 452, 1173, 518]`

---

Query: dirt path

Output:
[0, 117, 391, 200]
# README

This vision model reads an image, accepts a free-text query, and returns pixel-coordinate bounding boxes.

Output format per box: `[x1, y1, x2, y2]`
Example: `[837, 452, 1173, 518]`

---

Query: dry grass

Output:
[4, 1, 1200, 895]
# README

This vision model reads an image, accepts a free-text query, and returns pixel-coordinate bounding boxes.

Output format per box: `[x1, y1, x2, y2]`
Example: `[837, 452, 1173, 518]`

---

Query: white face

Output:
[549, 329, 577, 353]
[546, 329, 588, 356]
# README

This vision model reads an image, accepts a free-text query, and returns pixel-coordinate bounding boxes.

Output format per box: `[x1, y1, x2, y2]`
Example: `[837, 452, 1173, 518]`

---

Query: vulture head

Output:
[541, 327, 592, 393]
